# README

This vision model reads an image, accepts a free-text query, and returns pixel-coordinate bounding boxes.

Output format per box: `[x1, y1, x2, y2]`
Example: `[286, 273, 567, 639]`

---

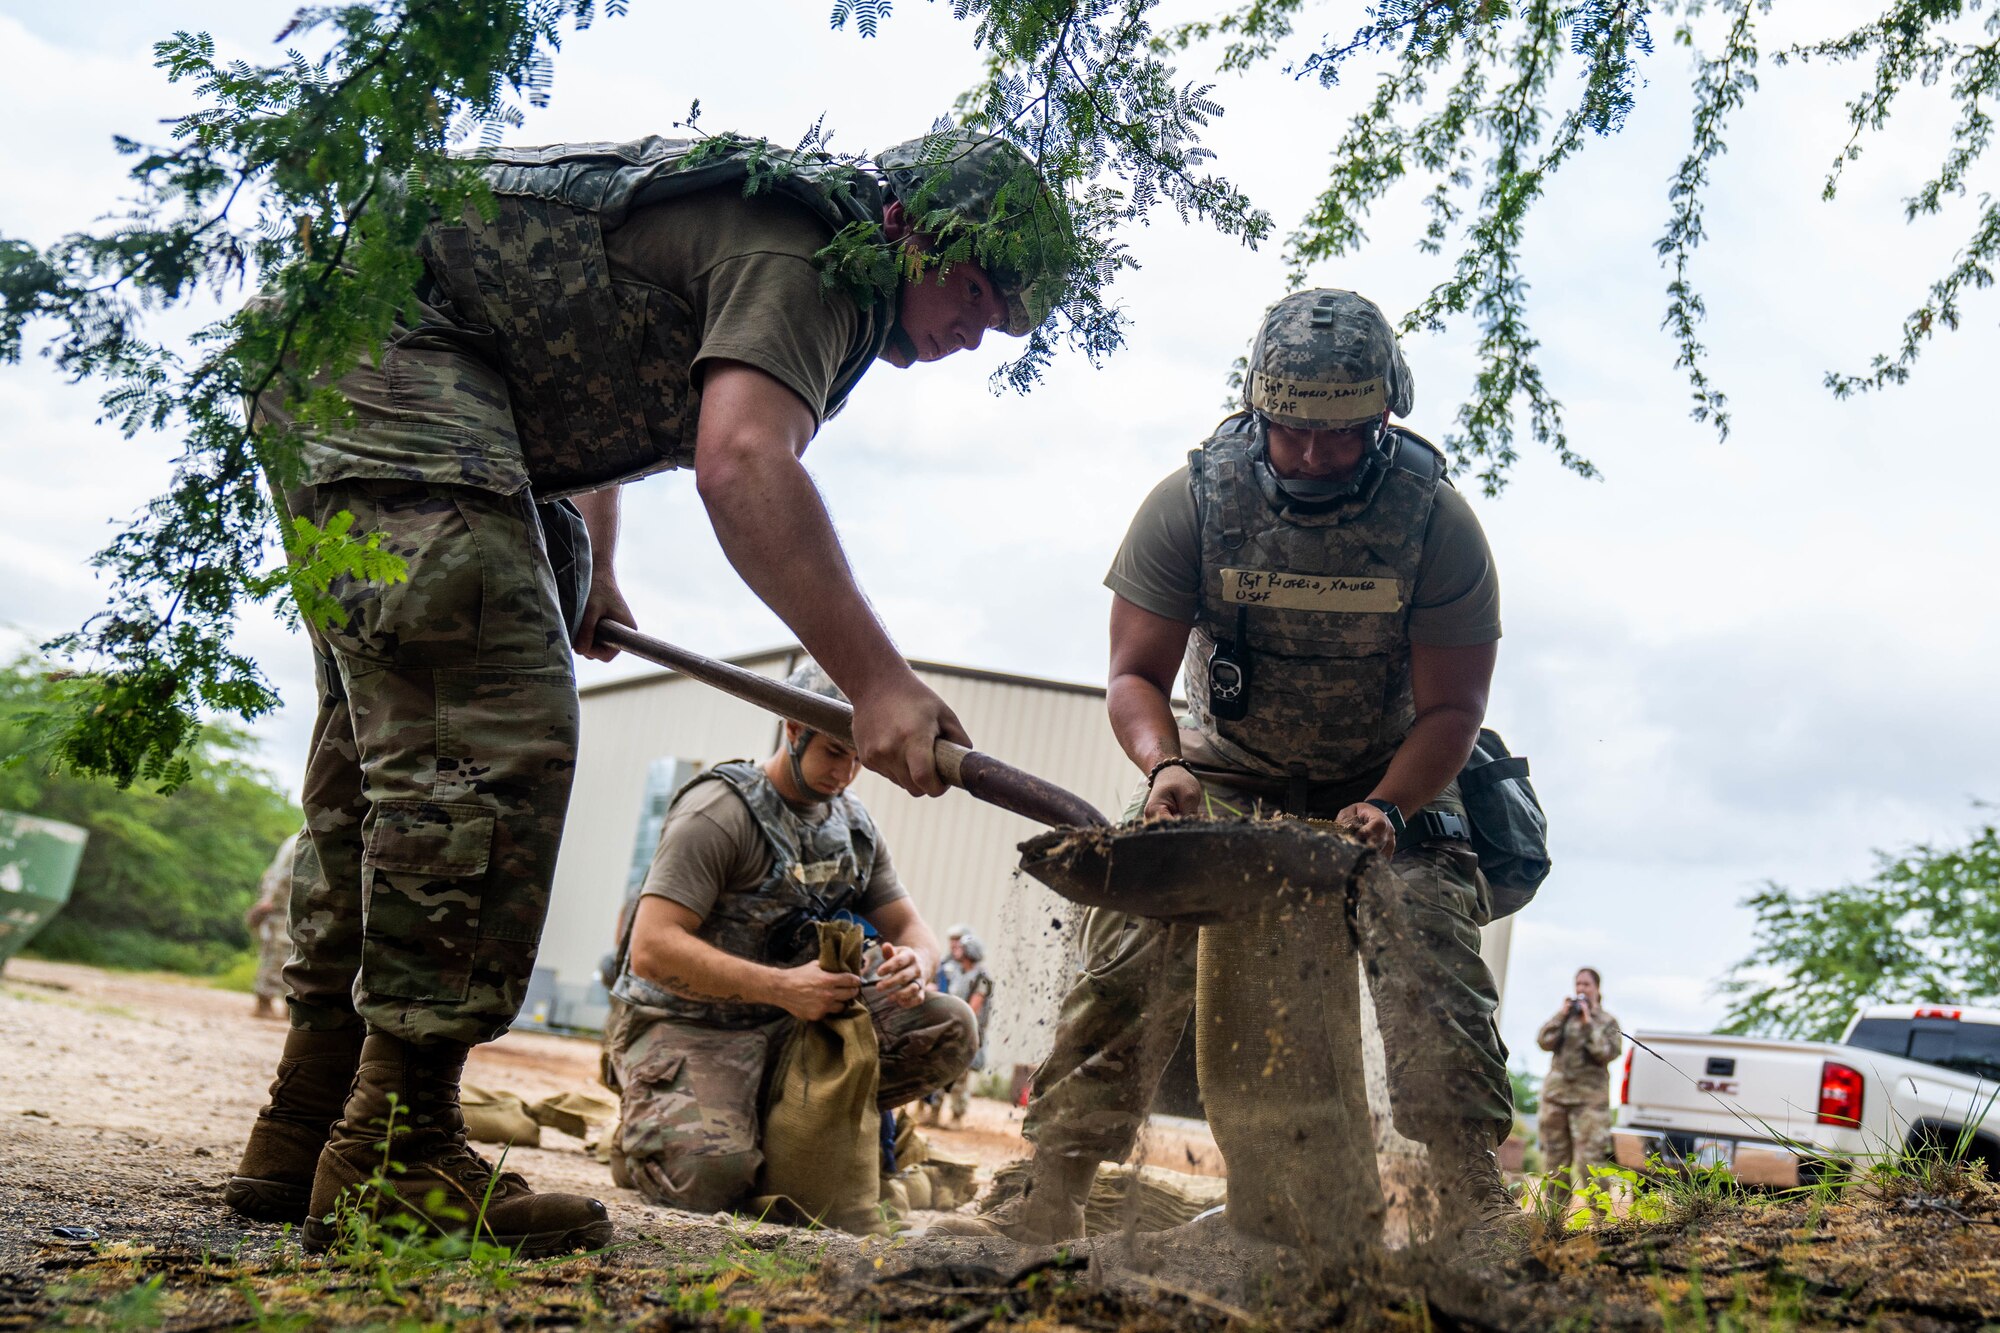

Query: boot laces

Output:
[437, 1140, 530, 1194]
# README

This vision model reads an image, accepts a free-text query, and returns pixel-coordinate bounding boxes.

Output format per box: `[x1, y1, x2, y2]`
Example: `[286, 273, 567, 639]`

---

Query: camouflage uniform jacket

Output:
[1184, 413, 1448, 782]
[940, 959, 995, 1044]
[610, 761, 879, 1030]
[1537, 1003, 1622, 1105]
[414, 136, 897, 498]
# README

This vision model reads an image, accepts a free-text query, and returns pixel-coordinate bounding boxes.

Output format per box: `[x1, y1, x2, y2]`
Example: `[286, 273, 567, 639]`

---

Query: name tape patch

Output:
[1220, 567, 1403, 613]
[1247, 370, 1388, 423]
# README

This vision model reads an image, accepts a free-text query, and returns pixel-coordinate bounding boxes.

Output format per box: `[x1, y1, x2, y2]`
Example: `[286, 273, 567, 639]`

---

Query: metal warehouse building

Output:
[527, 645, 1515, 1075]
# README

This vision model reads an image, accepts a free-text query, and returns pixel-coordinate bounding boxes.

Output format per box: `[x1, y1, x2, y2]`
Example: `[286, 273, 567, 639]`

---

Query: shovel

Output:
[595, 624, 1369, 923]
[594, 623, 1106, 830]
[1014, 816, 1372, 925]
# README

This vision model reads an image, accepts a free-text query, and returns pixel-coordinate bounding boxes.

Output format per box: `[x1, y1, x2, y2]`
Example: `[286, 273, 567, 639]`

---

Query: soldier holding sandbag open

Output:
[943, 289, 1518, 1259]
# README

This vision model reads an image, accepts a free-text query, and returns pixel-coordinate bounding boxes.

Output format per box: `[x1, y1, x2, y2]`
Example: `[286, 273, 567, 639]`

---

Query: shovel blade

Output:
[1016, 818, 1371, 924]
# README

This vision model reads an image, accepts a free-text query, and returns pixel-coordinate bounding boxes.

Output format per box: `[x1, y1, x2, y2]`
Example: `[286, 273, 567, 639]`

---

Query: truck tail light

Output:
[1618, 1046, 1634, 1105]
[1817, 1061, 1865, 1127]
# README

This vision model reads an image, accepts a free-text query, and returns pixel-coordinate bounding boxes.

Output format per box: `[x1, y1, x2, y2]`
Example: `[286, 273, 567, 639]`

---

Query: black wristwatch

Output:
[1363, 798, 1406, 851]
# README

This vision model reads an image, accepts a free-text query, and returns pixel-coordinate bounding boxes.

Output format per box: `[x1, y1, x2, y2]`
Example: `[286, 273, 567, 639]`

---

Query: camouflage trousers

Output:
[274, 475, 578, 1046]
[252, 917, 294, 1002]
[1024, 784, 1512, 1165]
[603, 986, 979, 1214]
[1538, 1099, 1614, 1209]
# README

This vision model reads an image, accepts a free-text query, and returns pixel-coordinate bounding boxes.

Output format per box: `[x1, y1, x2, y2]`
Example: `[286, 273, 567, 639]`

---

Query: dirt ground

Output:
[9, 959, 2000, 1331]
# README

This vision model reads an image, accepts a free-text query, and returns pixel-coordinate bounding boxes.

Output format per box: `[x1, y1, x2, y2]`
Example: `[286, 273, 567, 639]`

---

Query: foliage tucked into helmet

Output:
[876, 126, 1080, 338]
[1245, 289, 1415, 430]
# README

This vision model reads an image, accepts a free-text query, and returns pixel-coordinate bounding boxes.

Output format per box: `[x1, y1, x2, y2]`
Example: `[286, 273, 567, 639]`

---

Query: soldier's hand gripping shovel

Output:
[594, 622, 1105, 829]
[595, 624, 1370, 923]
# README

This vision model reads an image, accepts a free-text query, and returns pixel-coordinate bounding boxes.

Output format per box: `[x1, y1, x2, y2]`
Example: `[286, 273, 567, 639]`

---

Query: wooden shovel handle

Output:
[594, 623, 1106, 829]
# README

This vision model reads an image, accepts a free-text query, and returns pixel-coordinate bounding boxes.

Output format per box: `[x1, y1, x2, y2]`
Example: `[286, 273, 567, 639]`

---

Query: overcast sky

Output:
[3, 1, 1996, 1075]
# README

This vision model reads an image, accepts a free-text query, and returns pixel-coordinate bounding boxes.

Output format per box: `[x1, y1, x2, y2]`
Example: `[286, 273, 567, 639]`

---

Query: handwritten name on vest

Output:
[1219, 567, 1405, 614]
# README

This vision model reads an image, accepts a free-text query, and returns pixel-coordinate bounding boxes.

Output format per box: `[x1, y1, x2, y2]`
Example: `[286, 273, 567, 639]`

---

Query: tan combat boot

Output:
[226, 1026, 365, 1223]
[1428, 1121, 1528, 1266]
[929, 1152, 1097, 1244]
[302, 1033, 614, 1258]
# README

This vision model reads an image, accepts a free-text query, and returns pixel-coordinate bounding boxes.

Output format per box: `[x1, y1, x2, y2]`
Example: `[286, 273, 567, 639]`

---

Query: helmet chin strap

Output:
[1255, 415, 1394, 506]
[786, 729, 829, 804]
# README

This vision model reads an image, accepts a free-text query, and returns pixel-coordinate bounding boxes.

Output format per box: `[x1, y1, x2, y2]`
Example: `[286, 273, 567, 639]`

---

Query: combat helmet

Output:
[875, 126, 1076, 337]
[783, 659, 851, 799]
[786, 659, 848, 706]
[1244, 289, 1415, 431]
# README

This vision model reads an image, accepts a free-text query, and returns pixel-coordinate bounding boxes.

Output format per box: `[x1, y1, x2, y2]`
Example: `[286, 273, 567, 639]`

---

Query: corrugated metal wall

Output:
[541, 647, 1511, 1071]
[537, 651, 793, 1007]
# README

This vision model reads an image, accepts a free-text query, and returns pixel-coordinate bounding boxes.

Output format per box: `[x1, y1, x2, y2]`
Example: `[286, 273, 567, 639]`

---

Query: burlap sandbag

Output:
[461, 1085, 542, 1149]
[921, 1143, 979, 1210]
[892, 1110, 930, 1171]
[753, 920, 885, 1235]
[986, 1159, 1227, 1236]
[899, 1165, 935, 1211]
[528, 1089, 617, 1141]
[1195, 870, 1383, 1255]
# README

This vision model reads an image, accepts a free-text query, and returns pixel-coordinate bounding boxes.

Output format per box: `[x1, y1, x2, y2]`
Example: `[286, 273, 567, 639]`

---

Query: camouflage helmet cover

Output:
[1245, 289, 1415, 429]
[876, 126, 1074, 338]
[785, 659, 849, 706]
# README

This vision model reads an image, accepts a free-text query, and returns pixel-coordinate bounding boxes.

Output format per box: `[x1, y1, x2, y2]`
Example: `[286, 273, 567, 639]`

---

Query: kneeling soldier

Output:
[602, 662, 977, 1213]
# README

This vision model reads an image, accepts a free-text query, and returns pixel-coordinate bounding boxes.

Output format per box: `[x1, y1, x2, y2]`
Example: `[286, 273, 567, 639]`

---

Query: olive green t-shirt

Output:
[603, 185, 868, 426]
[1105, 456, 1502, 646]
[283, 185, 874, 489]
[638, 778, 908, 925]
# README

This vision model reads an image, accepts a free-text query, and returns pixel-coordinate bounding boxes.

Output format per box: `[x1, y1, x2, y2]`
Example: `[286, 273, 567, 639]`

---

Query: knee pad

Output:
[632, 1148, 759, 1214]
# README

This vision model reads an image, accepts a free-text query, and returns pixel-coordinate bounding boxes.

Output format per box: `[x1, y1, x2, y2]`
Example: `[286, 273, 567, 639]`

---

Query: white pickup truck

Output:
[1612, 1004, 2000, 1186]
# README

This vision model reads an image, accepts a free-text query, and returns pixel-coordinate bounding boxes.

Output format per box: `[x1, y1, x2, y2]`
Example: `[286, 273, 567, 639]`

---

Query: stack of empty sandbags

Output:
[462, 1085, 619, 1157]
[982, 1159, 1227, 1236]
[881, 1124, 981, 1214]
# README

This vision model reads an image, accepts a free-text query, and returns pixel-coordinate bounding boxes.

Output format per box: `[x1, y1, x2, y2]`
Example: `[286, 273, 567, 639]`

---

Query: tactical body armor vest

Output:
[611, 761, 879, 1029]
[418, 137, 896, 498]
[1185, 413, 1447, 783]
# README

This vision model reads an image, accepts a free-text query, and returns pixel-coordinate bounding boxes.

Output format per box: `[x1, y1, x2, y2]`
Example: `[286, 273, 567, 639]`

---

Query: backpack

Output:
[1459, 728, 1550, 918]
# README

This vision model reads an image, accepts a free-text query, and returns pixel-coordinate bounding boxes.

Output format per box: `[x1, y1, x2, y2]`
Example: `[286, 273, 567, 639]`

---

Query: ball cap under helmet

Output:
[1245, 289, 1415, 430]
[876, 126, 1074, 338]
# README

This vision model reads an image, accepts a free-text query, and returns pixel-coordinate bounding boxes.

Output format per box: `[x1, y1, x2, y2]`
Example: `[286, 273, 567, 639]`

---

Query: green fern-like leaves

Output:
[0, 0, 620, 788]
[830, 0, 895, 40]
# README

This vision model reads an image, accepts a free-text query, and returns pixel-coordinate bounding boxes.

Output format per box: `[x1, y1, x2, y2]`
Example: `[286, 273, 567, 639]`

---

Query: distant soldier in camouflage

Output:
[946, 289, 1516, 1254]
[225, 127, 1076, 1256]
[601, 663, 976, 1215]
[938, 929, 995, 1122]
[1536, 967, 1622, 1212]
[243, 832, 300, 1021]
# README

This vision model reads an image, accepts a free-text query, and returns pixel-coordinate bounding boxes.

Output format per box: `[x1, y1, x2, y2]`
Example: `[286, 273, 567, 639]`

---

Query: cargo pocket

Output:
[361, 799, 494, 1002]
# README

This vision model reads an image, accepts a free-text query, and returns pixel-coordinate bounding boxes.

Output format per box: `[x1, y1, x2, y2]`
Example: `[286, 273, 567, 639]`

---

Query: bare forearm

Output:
[634, 926, 783, 1008]
[572, 487, 621, 574]
[1108, 673, 1181, 775]
[698, 452, 914, 697]
[1368, 705, 1482, 817]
